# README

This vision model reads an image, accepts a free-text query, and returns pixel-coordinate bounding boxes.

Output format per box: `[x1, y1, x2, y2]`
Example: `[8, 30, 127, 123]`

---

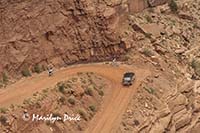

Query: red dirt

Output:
[0, 63, 150, 132]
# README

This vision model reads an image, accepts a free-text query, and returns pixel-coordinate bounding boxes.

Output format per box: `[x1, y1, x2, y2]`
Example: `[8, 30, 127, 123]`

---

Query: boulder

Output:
[193, 99, 200, 112]
[178, 12, 194, 21]
[103, 7, 116, 19]
[140, 23, 165, 38]
[168, 94, 188, 113]
[148, 0, 168, 7]
[175, 48, 186, 54]
[175, 113, 191, 131]
[132, 23, 165, 38]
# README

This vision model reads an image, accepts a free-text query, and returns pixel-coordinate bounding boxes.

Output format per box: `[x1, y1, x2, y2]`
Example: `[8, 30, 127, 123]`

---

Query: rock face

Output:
[128, 0, 168, 13]
[0, 0, 167, 77]
[119, 0, 200, 132]
[0, 0, 124, 76]
[148, 0, 169, 7]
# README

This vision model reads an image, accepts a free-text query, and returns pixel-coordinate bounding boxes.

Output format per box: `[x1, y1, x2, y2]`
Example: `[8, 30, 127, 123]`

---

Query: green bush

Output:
[148, 8, 154, 13]
[89, 105, 96, 112]
[35, 102, 41, 109]
[85, 88, 93, 96]
[134, 119, 140, 126]
[191, 59, 200, 69]
[144, 87, 155, 94]
[46, 120, 51, 126]
[58, 83, 65, 93]
[144, 33, 152, 38]
[59, 96, 66, 104]
[23, 98, 32, 105]
[68, 97, 75, 105]
[0, 108, 7, 114]
[98, 90, 104, 96]
[71, 77, 78, 82]
[0, 115, 7, 125]
[77, 72, 83, 75]
[193, 23, 200, 29]
[2, 73, 8, 83]
[77, 109, 87, 121]
[191, 59, 200, 76]
[34, 64, 42, 74]
[142, 48, 154, 57]
[21, 68, 31, 77]
[146, 15, 153, 23]
[169, 0, 178, 13]
[42, 88, 49, 93]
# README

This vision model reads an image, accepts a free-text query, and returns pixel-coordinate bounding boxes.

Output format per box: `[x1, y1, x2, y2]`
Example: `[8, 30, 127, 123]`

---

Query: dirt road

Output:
[0, 63, 150, 132]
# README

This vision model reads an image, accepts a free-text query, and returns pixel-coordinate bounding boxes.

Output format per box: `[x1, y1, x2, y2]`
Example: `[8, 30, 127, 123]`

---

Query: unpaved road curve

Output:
[0, 63, 150, 133]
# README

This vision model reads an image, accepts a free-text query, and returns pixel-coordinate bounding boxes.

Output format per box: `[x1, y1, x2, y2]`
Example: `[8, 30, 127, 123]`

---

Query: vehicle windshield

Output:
[124, 77, 131, 81]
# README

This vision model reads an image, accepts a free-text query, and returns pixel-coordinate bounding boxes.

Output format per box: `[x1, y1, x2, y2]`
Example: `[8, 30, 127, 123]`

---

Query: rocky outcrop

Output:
[0, 0, 168, 77]
[0, 0, 127, 77]
[148, 0, 169, 7]
[128, 0, 168, 13]
[121, 77, 200, 133]
[120, 0, 200, 130]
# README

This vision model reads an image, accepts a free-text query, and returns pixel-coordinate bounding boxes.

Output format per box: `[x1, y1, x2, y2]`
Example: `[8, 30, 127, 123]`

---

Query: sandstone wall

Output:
[0, 0, 167, 77]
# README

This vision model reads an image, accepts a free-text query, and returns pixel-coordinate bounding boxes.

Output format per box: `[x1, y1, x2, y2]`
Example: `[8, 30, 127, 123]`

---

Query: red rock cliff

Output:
[0, 0, 167, 77]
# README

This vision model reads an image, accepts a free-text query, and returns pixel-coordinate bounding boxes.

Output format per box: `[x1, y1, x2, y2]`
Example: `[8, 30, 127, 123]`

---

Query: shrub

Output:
[68, 97, 75, 105]
[59, 96, 66, 105]
[33, 92, 38, 97]
[58, 83, 65, 93]
[35, 102, 41, 108]
[146, 15, 153, 23]
[77, 109, 87, 121]
[134, 119, 140, 126]
[169, 0, 178, 13]
[52, 112, 62, 117]
[42, 88, 49, 93]
[191, 59, 200, 69]
[148, 8, 154, 13]
[23, 98, 32, 105]
[71, 77, 78, 82]
[46, 120, 51, 126]
[10, 104, 15, 110]
[191, 59, 200, 76]
[0, 115, 7, 125]
[21, 68, 31, 77]
[89, 105, 96, 112]
[142, 48, 154, 57]
[193, 23, 200, 29]
[2, 73, 8, 83]
[77, 72, 83, 75]
[144, 33, 152, 38]
[144, 87, 155, 94]
[0, 108, 7, 114]
[98, 90, 104, 96]
[33, 64, 42, 74]
[65, 83, 72, 89]
[81, 79, 87, 84]
[84, 88, 93, 96]
[123, 54, 130, 61]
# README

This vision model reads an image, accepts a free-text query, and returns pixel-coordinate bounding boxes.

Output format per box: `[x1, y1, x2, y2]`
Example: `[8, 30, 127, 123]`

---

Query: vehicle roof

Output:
[124, 72, 135, 77]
